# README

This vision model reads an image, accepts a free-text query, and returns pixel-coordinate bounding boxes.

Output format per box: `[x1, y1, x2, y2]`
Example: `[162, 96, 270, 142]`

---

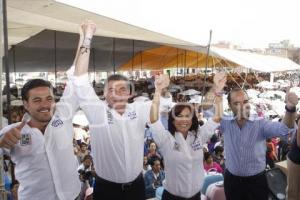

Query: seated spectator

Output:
[147, 141, 161, 159]
[78, 155, 94, 185]
[207, 134, 219, 153]
[143, 156, 151, 175]
[144, 157, 165, 199]
[78, 155, 95, 200]
[212, 146, 225, 170]
[77, 143, 90, 163]
[203, 152, 223, 173]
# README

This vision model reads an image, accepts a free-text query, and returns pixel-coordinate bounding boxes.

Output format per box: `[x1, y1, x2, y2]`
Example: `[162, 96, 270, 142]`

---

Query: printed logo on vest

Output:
[127, 111, 137, 120]
[51, 118, 64, 127]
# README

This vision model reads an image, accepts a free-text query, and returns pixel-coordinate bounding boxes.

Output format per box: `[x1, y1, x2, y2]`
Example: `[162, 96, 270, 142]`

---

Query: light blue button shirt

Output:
[220, 116, 289, 176]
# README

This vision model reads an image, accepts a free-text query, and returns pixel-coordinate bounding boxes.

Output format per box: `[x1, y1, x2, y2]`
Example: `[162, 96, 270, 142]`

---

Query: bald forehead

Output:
[230, 90, 249, 102]
[106, 80, 129, 89]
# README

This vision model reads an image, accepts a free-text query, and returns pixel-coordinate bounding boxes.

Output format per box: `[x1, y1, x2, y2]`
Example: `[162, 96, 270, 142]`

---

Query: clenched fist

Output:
[81, 20, 97, 39]
[155, 74, 170, 92]
[213, 72, 227, 93]
[285, 92, 299, 109]
[0, 121, 26, 149]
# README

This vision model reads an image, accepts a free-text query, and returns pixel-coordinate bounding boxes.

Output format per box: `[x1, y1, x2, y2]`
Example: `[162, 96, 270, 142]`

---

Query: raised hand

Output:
[0, 121, 26, 149]
[213, 72, 227, 92]
[155, 74, 170, 92]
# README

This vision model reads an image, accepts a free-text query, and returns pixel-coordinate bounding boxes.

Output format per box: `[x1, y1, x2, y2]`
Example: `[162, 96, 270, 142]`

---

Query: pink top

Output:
[204, 162, 224, 173]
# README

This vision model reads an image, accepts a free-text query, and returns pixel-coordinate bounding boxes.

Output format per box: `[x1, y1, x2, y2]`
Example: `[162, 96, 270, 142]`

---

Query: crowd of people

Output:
[0, 20, 300, 200]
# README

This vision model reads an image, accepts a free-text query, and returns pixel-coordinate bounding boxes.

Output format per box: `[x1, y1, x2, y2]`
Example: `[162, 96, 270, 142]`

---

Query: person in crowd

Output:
[212, 146, 225, 170]
[148, 72, 226, 200]
[286, 117, 300, 200]
[10, 106, 25, 123]
[70, 20, 170, 200]
[78, 155, 95, 200]
[73, 124, 89, 145]
[203, 152, 223, 173]
[266, 138, 278, 168]
[143, 156, 151, 175]
[144, 156, 165, 199]
[0, 21, 94, 200]
[78, 155, 94, 185]
[76, 142, 90, 163]
[220, 87, 298, 200]
[147, 141, 161, 159]
[207, 134, 219, 153]
[0, 79, 81, 200]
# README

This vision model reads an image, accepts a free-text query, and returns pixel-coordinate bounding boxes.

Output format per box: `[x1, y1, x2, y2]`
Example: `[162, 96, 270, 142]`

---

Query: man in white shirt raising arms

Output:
[0, 20, 96, 200]
[70, 20, 170, 200]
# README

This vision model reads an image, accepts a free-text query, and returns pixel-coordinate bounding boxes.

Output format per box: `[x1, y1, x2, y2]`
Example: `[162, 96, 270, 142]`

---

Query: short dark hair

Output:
[168, 104, 199, 136]
[227, 87, 247, 104]
[204, 152, 212, 161]
[148, 156, 161, 166]
[80, 142, 88, 148]
[105, 74, 132, 93]
[106, 74, 129, 83]
[21, 79, 52, 101]
[82, 155, 93, 162]
[214, 146, 224, 154]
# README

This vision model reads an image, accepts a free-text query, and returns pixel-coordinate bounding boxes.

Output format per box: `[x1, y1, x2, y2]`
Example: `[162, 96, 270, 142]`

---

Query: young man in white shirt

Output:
[70, 20, 170, 200]
[0, 20, 95, 200]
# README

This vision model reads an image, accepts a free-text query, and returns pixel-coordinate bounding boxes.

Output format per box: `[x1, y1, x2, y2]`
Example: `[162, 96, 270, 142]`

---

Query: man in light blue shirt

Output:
[220, 88, 298, 200]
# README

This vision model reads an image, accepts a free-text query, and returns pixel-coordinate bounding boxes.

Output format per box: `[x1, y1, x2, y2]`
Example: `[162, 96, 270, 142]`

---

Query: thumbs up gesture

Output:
[0, 121, 26, 149]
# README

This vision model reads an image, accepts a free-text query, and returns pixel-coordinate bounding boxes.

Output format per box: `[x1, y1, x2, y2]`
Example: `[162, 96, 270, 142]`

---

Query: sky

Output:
[56, 0, 300, 49]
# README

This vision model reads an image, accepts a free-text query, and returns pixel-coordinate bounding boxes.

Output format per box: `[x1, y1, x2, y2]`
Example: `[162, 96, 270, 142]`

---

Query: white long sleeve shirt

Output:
[71, 74, 152, 183]
[0, 82, 81, 200]
[149, 118, 219, 198]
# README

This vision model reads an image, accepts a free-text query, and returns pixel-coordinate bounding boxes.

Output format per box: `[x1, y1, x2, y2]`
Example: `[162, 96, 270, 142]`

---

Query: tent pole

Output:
[3, 0, 10, 125]
[1, 0, 8, 199]
[131, 40, 134, 79]
[176, 48, 179, 77]
[13, 45, 16, 83]
[54, 31, 57, 86]
[140, 51, 142, 78]
[197, 52, 199, 74]
[92, 48, 96, 87]
[113, 38, 116, 74]
[183, 50, 186, 78]
[201, 30, 212, 111]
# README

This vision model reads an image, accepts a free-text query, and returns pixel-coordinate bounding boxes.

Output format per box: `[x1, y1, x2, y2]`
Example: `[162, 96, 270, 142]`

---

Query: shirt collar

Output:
[226, 114, 260, 123]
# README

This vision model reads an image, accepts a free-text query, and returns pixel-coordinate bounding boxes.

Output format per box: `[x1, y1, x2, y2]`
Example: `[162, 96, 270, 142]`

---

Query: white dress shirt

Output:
[71, 74, 151, 183]
[0, 82, 81, 200]
[149, 118, 219, 198]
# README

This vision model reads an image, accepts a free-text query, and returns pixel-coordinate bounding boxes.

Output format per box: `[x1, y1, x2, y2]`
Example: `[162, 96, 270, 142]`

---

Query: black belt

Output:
[95, 173, 143, 191]
[163, 190, 201, 200]
[225, 169, 266, 183]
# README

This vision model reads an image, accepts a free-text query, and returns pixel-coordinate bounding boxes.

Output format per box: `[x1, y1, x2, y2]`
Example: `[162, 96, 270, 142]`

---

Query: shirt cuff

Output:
[67, 66, 90, 86]
[207, 117, 220, 127]
[149, 120, 165, 131]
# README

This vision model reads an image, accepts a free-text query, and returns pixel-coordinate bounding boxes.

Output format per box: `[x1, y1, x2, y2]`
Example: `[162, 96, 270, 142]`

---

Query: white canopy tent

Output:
[7, 0, 197, 47]
[210, 47, 300, 72]
[6, 0, 300, 74]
